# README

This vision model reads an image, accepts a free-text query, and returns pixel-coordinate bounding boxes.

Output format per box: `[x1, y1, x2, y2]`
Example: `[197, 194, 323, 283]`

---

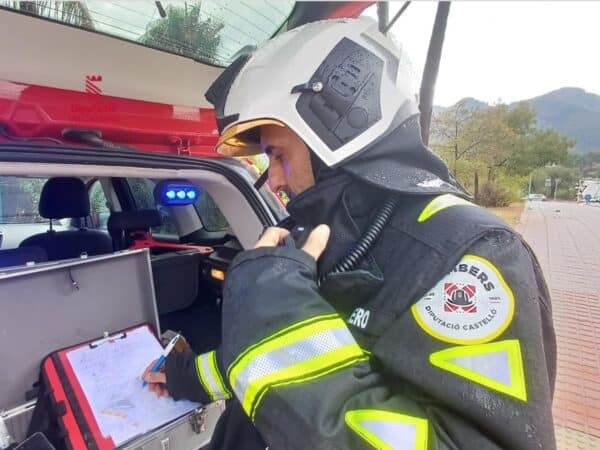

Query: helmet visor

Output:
[216, 119, 285, 157]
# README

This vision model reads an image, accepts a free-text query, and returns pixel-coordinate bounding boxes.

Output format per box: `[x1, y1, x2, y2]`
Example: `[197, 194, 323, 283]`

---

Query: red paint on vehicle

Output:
[0, 80, 221, 157]
[326, 2, 373, 19]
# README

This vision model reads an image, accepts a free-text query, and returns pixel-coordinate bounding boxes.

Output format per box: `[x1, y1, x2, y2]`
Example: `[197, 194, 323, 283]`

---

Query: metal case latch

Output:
[189, 408, 207, 434]
[160, 437, 170, 450]
[0, 414, 14, 449]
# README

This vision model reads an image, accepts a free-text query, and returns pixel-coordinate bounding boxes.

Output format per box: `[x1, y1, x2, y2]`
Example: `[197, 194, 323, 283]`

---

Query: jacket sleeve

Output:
[218, 232, 556, 450]
[165, 349, 232, 404]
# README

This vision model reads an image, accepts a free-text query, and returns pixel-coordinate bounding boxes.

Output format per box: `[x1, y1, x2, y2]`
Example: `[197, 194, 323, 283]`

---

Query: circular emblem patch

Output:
[411, 255, 514, 345]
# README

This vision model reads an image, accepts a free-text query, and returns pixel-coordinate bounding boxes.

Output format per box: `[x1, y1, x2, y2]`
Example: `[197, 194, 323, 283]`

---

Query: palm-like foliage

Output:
[3, 1, 94, 28]
[140, 2, 223, 64]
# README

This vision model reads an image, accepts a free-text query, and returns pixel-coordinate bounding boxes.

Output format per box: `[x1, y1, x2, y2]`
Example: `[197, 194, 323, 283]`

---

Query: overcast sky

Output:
[365, 1, 600, 107]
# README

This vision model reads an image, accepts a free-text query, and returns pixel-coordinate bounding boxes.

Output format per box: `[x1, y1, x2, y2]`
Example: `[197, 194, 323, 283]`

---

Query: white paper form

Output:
[66, 327, 200, 447]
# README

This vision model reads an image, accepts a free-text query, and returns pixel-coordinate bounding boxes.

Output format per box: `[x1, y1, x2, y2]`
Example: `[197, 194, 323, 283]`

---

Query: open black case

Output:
[0, 249, 223, 449]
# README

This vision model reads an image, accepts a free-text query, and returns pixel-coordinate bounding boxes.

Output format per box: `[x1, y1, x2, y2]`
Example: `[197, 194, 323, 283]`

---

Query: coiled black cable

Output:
[319, 194, 399, 284]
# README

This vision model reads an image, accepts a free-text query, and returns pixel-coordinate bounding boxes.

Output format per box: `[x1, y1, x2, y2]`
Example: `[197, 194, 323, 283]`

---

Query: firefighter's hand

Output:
[142, 359, 170, 397]
[254, 225, 330, 261]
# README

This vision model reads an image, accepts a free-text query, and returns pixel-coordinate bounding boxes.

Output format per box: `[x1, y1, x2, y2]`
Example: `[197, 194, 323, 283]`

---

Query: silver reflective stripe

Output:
[450, 350, 511, 386]
[360, 420, 417, 450]
[233, 327, 356, 403]
[198, 353, 229, 400]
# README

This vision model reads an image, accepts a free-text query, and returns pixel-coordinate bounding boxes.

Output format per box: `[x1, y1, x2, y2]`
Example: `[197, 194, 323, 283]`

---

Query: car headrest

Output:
[107, 209, 162, 233]
[39, 177, 90, 219]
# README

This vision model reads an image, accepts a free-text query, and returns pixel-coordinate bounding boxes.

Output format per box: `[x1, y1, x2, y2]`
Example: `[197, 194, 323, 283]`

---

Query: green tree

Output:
[433, 103, 538, 199]
[467, 105, 517, 184]
[19, 178, 46, 222]
[505, 129, 574, 176]
[139, 2, 223, 63]
[431, 100, 480, 176]
[531, 165, 581, 200]
[574, 151, 600, 177]
[89, 182, 109, 214]
[504, 102, 536, 136]
[12, 1, 94, 28]
[432, 100, 577, 205]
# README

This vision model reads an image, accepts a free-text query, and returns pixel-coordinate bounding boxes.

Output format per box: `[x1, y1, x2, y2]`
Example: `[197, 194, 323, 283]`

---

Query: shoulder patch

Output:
[411, 254, 515, 345]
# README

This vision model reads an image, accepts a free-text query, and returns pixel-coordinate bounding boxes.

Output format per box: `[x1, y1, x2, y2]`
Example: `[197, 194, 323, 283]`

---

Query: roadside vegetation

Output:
[431, 101, 600, 206]
[487, 202, 524, 227]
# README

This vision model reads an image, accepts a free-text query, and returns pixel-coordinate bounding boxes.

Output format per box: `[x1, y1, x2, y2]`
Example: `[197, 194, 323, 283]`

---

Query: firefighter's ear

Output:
[301, 225, 330, 261]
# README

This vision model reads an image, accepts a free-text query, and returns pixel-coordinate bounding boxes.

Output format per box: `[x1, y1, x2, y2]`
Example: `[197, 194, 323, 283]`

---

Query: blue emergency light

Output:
[154, 180, 200, 206]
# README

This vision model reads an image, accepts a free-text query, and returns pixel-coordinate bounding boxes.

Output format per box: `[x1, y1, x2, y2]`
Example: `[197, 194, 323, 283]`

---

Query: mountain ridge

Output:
[434, 87, 600, 152]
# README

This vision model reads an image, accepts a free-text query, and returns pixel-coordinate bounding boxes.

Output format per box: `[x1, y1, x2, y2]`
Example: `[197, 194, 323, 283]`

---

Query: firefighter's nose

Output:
[268, 160, 288, 195]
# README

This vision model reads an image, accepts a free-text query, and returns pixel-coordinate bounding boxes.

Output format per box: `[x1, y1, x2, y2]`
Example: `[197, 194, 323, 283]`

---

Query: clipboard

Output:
[39, 324, 198, 450]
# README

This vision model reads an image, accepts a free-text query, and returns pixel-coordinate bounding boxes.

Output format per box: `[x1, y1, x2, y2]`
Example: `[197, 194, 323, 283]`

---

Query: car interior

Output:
[0, 162, 283, 356]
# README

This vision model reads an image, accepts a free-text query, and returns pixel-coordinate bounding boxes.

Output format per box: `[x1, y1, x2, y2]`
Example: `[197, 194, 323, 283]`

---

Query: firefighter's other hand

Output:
[301, 224, 330, 261]
[254, 227, 290, 248]
[254, 225, 330, 261]
[142, 359, 170, 397]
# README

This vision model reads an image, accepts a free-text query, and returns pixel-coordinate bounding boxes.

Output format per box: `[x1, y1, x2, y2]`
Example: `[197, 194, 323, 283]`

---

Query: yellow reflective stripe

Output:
[208, 351, 231, 400]
[227, 313, 339, 379]
[429, 339, 527, 401]
[345, 410, 428, 450]
[245, 343, 365, 419]
[228, 315, 365, 419]
[251, 354, 368, 422]
[417, 194, 473, 223]
[195, 351, 231, 401]
[195, 353, 213, 400]
[229, 316, 347, 387]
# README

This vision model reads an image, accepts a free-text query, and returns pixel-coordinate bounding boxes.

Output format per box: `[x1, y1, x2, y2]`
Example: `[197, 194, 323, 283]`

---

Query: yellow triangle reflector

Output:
[429, 339, 527, 401]
[345, 410, 428, 450]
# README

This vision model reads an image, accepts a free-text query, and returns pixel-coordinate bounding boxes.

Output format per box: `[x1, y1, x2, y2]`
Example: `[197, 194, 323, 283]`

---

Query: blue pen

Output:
[143, 334, 180, 388]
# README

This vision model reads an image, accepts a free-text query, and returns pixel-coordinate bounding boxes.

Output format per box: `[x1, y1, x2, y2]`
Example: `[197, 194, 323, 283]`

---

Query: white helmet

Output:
[206, 17, 419, 168]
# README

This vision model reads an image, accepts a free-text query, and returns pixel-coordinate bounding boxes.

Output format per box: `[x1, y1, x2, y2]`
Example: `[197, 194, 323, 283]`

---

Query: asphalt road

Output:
[518, 201, 600, 449]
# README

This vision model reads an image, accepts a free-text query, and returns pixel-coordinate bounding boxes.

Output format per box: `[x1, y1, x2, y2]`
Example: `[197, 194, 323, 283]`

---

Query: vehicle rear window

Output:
[0, 176, 48, 224]
[89, 180, 110, 230]
[0, 0, 295, 67]
[127, 178, 229, 233]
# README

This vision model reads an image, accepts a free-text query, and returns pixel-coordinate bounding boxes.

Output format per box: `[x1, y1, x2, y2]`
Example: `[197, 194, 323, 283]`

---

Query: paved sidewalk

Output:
[518, 201, 600, 449]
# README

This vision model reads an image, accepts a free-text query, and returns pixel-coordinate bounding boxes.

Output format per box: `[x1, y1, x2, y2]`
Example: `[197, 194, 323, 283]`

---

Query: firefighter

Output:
[144, 17, 556, 449]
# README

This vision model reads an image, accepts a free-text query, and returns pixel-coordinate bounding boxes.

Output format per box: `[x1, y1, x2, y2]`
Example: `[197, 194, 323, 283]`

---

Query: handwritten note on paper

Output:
[66, 327, 200, 446]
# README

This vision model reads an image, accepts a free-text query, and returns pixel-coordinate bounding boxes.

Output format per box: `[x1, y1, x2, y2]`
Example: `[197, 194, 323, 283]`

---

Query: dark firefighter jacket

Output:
[165, 171, 556, 450]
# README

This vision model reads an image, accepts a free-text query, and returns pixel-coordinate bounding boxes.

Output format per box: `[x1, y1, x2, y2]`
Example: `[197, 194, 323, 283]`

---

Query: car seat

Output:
[19, 177, 113, 261]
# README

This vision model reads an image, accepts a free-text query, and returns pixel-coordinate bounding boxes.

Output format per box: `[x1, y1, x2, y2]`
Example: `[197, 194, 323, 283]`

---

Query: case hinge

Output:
[188, 408, 207, 434]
